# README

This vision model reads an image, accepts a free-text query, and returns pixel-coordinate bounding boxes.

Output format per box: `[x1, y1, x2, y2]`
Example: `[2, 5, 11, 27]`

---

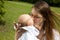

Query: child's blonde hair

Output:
[18, 14, 33, 26]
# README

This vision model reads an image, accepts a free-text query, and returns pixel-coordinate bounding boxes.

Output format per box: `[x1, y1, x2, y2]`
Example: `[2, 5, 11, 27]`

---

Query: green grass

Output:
[0, 1, 32, 40]
[0, 1, 60, 40]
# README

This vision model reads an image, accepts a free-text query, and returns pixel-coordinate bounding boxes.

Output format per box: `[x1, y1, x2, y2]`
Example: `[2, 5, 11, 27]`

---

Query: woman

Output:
[14, 1, 60, 40]
[30, 1, 60, 40]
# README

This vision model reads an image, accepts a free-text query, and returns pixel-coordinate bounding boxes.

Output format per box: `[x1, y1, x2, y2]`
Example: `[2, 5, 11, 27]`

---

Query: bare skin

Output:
[30, 8, 44, 30]
[14, 14, 34, 30]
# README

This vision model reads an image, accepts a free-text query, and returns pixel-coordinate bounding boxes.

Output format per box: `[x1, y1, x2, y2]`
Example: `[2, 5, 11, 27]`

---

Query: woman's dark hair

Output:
[33, 1, 55, 40]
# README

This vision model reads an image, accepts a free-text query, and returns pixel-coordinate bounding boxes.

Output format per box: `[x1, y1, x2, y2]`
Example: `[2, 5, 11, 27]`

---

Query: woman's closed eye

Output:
[34, 16, 41, 18]
[29, 13, 42, 19]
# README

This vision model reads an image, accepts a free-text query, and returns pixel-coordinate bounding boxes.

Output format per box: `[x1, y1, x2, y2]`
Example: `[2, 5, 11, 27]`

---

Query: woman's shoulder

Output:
[53, 29, 60, 35]
[52, 29, 60, 40]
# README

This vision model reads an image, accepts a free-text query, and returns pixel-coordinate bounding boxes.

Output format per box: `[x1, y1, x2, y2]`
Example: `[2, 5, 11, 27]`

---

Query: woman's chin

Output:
[34, 22, 39, 25]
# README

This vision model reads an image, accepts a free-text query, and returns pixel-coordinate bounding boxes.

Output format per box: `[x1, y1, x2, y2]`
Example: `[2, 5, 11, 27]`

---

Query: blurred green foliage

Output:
[0, 0, 5, 25]
[4, 0, 60, 6]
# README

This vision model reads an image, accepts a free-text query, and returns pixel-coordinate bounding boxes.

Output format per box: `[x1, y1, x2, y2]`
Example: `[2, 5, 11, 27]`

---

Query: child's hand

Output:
[13, 22, 18, 30]
[13, 22, 21, 30]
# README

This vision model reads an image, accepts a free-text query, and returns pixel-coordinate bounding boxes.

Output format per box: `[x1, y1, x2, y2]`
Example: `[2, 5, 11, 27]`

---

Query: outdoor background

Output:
[0, 0, 60, 40]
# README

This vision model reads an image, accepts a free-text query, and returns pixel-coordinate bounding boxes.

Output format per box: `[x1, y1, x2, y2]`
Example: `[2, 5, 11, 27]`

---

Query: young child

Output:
[14, 14, 39, 40]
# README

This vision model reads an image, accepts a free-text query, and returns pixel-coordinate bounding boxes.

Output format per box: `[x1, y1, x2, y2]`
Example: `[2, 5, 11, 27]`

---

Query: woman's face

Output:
[30, 8, 44, 25]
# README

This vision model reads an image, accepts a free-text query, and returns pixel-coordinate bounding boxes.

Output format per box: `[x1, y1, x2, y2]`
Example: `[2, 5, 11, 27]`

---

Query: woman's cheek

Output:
[34, 18, 40, 23]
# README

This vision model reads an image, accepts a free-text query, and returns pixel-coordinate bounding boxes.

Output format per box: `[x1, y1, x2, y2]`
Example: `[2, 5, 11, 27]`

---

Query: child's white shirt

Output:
[18, 26, 39, 40]
[14, 25, 60, 40]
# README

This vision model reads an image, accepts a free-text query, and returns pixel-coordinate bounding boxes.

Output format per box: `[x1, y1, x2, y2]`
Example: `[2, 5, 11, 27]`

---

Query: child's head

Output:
[18, 14, 34, 26]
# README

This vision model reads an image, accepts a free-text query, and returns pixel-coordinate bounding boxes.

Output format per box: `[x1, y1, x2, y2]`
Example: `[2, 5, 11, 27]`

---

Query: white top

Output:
[14, 26, 60, 40]
[53, 29, 60, 40]
[44, 29, 60, 40]
[18, 26, 39, 40]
